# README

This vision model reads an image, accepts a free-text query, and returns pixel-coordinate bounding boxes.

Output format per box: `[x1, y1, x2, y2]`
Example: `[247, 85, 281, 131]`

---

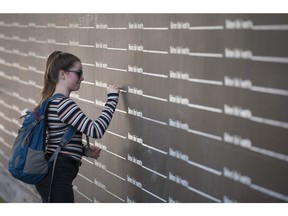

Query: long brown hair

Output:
[35, 51, 81, 110]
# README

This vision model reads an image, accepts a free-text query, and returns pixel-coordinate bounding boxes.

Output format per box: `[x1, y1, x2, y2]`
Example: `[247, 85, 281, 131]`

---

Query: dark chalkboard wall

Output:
[0, 14, 287, 202]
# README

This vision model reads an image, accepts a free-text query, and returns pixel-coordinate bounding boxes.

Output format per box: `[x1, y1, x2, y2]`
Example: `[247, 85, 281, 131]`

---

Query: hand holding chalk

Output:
[107, 85, 120, 94]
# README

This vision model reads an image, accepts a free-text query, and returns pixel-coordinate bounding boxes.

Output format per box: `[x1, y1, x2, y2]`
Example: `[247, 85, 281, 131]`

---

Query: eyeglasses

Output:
[65, 69, 83, 79]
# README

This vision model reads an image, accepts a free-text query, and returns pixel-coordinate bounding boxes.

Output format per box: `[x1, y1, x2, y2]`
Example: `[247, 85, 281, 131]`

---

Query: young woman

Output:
[35, 51, 120, 202]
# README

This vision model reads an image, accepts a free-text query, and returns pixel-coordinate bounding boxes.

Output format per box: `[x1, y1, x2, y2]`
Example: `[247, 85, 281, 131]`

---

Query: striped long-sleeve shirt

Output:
[46, 93, 119, 161]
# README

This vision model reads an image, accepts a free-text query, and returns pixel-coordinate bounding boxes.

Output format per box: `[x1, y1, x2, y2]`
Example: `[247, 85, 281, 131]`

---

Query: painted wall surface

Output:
[0, 14, 287, 202]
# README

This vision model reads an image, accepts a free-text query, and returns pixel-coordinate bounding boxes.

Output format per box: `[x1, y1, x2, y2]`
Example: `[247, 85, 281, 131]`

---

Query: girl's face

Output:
[65, 61, 84, 92]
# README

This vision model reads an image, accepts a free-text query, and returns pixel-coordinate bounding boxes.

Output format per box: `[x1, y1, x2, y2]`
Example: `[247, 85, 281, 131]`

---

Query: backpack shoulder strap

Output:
[48, 126, 77, 161]
[60, 126, 77, 147]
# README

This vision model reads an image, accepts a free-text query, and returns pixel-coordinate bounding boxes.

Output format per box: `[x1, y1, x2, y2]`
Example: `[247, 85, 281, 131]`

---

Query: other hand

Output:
[84, 145, 101, 159]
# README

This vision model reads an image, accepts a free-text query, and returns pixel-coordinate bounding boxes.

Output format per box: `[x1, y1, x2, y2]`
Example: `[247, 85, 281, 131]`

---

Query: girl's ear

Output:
[59, 69, 66, 80]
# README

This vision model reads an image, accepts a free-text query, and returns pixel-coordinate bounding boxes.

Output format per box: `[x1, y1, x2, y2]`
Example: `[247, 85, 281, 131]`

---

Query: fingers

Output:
[93, 146, 101, 159]
[92, 146, 101, 153]
[107, 85, 120, 94]
[94, 153, 100, 159]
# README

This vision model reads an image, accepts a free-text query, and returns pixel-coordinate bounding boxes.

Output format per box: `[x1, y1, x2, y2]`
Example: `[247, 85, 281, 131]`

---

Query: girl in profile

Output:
[35, 51, 120, 202]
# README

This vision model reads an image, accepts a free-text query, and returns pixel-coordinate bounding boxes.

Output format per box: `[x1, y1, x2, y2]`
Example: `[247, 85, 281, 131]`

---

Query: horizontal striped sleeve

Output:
[57, 93, 119, 139]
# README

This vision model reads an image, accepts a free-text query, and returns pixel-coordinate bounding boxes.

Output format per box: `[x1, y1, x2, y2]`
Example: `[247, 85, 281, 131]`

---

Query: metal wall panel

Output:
[0, 14, 287, 202]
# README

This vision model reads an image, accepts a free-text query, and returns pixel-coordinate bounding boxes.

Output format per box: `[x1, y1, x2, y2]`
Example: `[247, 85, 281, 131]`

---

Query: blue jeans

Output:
[35, 154, 81, 203]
